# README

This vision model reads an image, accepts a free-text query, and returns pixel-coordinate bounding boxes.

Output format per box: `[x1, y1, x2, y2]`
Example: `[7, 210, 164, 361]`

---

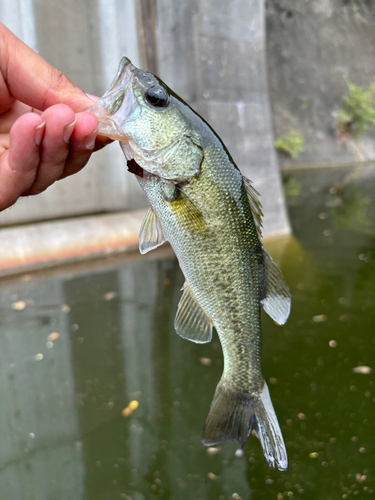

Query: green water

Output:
[0, 167, 374, 500]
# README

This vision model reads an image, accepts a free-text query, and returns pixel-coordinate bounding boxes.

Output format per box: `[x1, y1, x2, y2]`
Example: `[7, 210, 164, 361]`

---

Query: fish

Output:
[90, 57, 291, 471]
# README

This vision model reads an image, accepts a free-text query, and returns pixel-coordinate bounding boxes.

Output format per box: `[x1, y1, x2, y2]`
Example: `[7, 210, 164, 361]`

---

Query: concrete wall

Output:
[266, 0, 375, 166]
[155, 0, 289, 235]
[0, 0, 289, 237]
[0, 0, 145, 228]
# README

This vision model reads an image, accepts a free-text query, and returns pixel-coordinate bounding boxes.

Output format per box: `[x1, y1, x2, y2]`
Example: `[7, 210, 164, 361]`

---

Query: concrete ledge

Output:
[0, 208, 292, 279]
[0, 210, 147, 278]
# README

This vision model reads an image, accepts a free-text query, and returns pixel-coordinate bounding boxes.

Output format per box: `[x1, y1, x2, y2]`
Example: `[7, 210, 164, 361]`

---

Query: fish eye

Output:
[145, 87, 169, 108]
[110, 93, 125, 115]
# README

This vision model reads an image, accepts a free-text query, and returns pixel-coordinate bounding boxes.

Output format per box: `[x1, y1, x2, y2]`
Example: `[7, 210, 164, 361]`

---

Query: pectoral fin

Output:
[174, 284, 213, 343]
[261, 250, 291, 325]
[170, 190, 206, 231]
[139, 208, 166, 255]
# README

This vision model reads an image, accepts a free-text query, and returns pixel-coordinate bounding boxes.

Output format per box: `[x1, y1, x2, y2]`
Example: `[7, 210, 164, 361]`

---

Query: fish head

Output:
[90, 57, 203, 181]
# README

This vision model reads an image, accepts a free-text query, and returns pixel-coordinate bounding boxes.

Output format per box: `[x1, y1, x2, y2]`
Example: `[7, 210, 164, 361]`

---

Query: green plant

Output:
[274, 130, 304, 159]
[337, 79, 375, 137]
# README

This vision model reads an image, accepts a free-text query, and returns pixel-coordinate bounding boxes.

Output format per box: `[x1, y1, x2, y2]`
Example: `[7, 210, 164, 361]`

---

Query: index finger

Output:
[0, 23, 94, 113]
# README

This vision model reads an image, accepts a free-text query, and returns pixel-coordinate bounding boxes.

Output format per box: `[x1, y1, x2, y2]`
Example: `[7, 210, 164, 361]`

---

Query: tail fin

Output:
[201, 381, 287, 471]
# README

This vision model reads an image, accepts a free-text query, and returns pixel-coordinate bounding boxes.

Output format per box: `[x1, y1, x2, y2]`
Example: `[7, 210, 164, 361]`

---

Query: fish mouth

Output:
[88, 57, 137, 142]
[88, 57, 173, 182]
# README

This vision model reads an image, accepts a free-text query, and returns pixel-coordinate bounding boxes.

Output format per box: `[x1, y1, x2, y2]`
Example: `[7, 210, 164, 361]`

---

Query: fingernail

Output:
[35, 120, 46, 146]
[85, 92, 100, 102]
[83, 125, 99, 150]
[63, 117, 77, 144]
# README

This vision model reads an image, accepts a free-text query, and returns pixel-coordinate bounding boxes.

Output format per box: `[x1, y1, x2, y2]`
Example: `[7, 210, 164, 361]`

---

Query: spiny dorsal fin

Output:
[139, 208, 166, 255]
[174, 283, 213, 343]
[243, 176, 263, 238]
[261, 250, 291, 325]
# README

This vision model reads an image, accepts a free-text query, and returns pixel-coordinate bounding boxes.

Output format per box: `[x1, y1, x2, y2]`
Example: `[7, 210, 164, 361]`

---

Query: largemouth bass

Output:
[90, 58, 291, 471]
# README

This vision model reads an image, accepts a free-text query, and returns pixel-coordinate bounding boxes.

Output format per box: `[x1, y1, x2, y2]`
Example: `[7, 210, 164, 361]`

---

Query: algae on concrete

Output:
[275, 129, 304, 159]
[337, 79, 375, 138]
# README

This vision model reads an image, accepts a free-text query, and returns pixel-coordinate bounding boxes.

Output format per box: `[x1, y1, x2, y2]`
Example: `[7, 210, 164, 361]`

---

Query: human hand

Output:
[0, 23, 109, 211]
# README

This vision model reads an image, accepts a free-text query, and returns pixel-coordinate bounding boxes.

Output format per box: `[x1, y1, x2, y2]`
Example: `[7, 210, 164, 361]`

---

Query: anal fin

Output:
[174, 284, 212, 343]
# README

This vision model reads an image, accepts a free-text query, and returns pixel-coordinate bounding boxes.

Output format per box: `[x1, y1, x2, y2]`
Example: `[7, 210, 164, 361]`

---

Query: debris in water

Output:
[12, 301, 26, 311]
[207, 472, 219, 481]
[313, 314, 327, 322]
[200, 357, 212, 366]
[103, 291, 118, 301]
[61, 304, 71, 313]
[207, 447, 220, 455]
[352, 366, 372, 374]
[309, 452, 319, 458]
[355, 474, 367, 483]
[122, 400, 139, 417]
[235, 449, 243, 457]
[329, 340, 337, 347]
[34, 353, 44, 361]
[47, 332, 60, 342]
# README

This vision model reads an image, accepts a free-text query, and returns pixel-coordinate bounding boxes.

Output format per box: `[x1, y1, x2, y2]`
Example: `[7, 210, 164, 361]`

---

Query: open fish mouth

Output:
[88, 57, 138, 142]
[89, 57, 150, 177]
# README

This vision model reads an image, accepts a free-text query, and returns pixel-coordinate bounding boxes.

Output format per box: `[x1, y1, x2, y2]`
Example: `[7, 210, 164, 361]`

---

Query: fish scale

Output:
[90, 56, 291, 471]
[140, 149, 263, 390]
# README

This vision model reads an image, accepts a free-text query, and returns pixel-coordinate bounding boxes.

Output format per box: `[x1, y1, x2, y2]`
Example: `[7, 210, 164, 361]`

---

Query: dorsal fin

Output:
[139, 208, 166, 254]
[243, 176, 290, 324]
[243, 176, 263, 238]
[261, 250, 291, 325]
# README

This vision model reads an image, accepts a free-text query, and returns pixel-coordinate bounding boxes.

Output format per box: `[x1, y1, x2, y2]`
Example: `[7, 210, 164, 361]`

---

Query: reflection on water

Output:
[1, 166, 375, 499]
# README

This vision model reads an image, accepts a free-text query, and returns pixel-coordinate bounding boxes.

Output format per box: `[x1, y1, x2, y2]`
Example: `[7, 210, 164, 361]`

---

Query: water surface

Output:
[0, 166, 374, 500]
